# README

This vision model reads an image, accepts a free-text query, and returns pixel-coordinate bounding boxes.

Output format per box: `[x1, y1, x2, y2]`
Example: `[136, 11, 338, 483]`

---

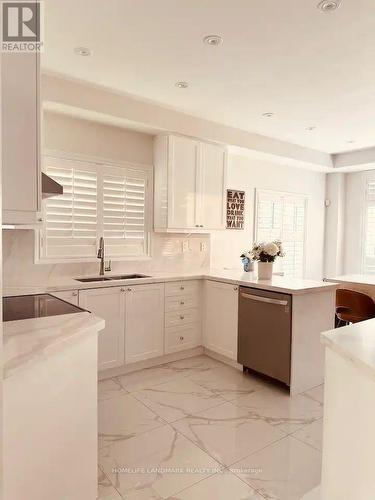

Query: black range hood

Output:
[42, 172, 63, 199]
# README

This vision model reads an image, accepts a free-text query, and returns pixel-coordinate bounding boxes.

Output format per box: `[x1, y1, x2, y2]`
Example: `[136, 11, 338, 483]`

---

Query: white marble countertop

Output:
[204, 269, 337, 294]
[321, 319, 375, 380]
[325, 274, 375, 286]
[3, 312, 105, 379]
[3, 269, 337, 297]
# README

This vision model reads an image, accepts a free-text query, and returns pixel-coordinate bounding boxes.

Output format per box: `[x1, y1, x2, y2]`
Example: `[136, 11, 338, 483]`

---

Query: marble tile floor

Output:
[97, 355, 324, 500]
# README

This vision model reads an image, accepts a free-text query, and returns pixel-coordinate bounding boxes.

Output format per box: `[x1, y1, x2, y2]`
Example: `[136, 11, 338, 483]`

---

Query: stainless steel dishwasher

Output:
[238, 286, 292, 386]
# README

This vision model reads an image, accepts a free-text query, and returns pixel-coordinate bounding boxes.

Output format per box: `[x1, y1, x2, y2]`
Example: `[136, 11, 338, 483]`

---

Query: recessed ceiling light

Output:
[175, 81, 189, 89]
[262, 112, 274, 118]
[306, 126, 317, 131]
[317, 0, 341, 13]
[203, 35, 223, 46]
[74, 46, 92, 57]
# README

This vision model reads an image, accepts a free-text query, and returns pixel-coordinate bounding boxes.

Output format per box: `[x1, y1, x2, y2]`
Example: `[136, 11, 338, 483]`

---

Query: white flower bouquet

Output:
[250, 240, 285, 263]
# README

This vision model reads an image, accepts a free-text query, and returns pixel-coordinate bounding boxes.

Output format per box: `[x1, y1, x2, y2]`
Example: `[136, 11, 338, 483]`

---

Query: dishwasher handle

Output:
[240, 292, 288, 307]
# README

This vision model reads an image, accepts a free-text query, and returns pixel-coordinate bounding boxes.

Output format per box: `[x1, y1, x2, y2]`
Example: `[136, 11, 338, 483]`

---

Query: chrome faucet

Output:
[97, 237, 111, 276]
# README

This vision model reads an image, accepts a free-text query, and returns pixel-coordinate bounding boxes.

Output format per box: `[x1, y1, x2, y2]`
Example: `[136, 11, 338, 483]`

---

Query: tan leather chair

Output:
[336, 289, 375, 326]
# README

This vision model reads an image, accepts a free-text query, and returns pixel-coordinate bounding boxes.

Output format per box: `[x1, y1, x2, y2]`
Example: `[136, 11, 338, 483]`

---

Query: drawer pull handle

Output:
[180, 301, 185, 305]
[180, 315, 185, 320]
[72, 291, 78, 296]
[180, 286, 185, 290]
[128, 288, 132, 292]
[179, 336, 184, 341]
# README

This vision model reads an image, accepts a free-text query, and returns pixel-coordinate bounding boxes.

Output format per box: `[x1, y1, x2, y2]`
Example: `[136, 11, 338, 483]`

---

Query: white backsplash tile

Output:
[2, 230, 210, 286]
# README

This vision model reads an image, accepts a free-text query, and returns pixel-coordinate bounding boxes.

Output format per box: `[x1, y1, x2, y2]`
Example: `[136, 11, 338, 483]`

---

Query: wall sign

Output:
[226, 189, 245, 229]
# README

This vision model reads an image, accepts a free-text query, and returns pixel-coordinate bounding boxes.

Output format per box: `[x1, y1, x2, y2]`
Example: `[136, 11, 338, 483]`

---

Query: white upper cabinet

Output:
[167, 135, 199, 229]
[198, 142, 227, 230]
[154, 134, 227, 232]
[125, 283, 165, 364]
[2, 52, 41, 224]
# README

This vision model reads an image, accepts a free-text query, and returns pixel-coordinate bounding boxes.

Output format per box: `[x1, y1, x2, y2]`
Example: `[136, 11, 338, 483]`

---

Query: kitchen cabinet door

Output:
[79, 287, 125, 371]
[125, 283, 165, 364]
[203, 280, 239, 361]
[50, 290, 79, 306]
[2, 52, 41, 224]
[198, 142, 227, 230]
[167, 135, 199, 229]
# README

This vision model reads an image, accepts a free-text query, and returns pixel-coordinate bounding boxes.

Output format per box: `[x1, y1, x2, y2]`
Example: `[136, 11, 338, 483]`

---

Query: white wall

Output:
[324, 173, 346, 278]
[43, 111, 153, 166]
[344, 171, 368, 274]
[210, 154, 326, 279]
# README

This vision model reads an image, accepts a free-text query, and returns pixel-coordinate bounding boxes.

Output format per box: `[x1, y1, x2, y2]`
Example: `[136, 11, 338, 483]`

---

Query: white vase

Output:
[258, 261, 273, 280]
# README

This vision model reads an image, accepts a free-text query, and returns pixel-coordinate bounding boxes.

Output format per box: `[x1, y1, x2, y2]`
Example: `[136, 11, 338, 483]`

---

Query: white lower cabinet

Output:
[79, 287, 125, 371]
[164, 280, 202, 354]
[165, 324, 201, 353]
[50, 290, 79, 306]
[203, 280, 239, 361]
[79, 283, 165, 371]
[125, 283, 165, 364]
[78, 278, 239, 373]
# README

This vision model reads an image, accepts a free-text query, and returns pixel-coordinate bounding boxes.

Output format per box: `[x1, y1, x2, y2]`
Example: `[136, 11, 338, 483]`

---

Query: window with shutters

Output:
[363, 178, 375, 274]
[255, 189, 307, 277]
[38, 156, 151, 262]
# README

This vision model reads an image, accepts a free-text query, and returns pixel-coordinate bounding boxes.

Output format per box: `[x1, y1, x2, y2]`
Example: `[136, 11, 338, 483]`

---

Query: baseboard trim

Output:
[203, 348, 242, 371]
[99, 346, 204, 380]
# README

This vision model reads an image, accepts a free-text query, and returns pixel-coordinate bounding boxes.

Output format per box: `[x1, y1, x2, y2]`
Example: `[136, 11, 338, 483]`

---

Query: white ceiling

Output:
[42, 0, 375, 155]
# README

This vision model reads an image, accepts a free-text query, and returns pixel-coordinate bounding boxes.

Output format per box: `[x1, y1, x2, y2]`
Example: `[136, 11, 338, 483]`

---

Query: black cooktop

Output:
[3, 294, 86, 322]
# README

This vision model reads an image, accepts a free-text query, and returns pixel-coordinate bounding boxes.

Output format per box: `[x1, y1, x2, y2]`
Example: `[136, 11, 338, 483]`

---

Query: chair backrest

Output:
[336, 288, 375, 323]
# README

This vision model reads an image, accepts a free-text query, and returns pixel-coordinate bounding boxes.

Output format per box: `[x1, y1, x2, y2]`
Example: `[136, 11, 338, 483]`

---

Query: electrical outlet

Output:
[182, 241, 189, 253]
[200, 242, 207, 252]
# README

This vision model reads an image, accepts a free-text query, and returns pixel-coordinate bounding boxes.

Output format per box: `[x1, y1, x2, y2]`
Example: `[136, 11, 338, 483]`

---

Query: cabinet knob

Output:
[200, 225, 204, 228]
[234, 287, 238, 291]
[120, 288, 126, 292]
[180, 301, 185, 305]
[127, 288, 132, 292]
[72, 291, 78, 296]
[195, 225, 199, 227]
[180, 315, 185, 320]
[180, 286, 185, 290]
[179, 336, 184, 341]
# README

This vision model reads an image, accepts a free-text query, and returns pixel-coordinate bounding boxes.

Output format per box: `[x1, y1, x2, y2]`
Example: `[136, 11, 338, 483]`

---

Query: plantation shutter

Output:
[41, 157, 150, 261]
[363, 180, 375, 273]
[103, 166, 148, 257]
[256, 190, 307, 277]
[43, 158, 98, 258]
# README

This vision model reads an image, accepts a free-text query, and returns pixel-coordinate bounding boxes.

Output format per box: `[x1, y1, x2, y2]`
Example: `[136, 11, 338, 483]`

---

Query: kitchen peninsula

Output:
[3, 310, 105, 500]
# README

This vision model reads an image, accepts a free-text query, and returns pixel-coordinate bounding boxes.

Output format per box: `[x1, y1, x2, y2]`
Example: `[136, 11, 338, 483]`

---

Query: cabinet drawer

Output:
[165, 308, 199, 328]
[165, 323, 201, 354]
[165, 294, 199, 312]
[165, 280, 200, 297]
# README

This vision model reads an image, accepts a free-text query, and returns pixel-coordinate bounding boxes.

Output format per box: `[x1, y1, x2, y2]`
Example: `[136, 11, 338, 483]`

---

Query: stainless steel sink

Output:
[108, 274, 150, 280]
[75, 277, 112, 282]
[75, 274, 150, 283]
